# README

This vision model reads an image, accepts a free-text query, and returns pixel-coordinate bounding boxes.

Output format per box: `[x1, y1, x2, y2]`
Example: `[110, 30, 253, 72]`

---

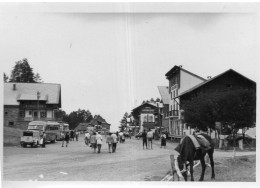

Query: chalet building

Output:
[132, 101, 163, 132]
[157, 86, 170, 132]
[4, 82, 62, 130]
[178, 69, 256, 135]
[75, 115, 111, 134]
[75, 122, 91, 132]
[165, 65, 206, 140]
[178, 69, 256, 100]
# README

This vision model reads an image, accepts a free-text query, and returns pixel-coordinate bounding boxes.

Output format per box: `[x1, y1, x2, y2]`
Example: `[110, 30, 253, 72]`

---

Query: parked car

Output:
[20, 130, 41, 148]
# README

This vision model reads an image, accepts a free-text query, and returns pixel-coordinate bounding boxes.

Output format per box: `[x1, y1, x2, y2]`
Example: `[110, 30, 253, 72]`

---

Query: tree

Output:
[119, 112, 128, 131]
[182, 89, 256, 145]
[9, 58, 43, 83]
[3, 73, 8, 82]
[34, 73, 43, 83]
[156, 98, 161, 102]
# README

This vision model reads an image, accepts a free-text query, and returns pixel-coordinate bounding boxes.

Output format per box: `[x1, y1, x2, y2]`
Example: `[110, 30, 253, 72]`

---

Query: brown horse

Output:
[175, 133, 215, 181]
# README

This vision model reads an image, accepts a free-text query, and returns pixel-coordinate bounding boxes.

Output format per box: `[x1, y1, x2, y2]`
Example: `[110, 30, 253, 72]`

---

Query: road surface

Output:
[3, 135, 256, 181]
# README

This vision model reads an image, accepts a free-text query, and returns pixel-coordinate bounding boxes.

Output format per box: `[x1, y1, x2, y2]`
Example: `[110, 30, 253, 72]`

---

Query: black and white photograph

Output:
[0, 2, 258, 187]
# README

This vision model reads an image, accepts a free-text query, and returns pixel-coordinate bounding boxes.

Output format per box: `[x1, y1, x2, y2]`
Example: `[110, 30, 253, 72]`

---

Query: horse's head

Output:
[176, 156, 188, 181]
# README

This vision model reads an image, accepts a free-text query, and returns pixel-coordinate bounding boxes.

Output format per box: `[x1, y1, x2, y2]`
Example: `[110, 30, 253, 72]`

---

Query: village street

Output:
[3, 135, 256, 181]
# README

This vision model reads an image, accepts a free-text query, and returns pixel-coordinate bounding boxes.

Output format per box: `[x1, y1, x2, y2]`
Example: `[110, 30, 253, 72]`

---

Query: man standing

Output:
[111, 132, 118, 153]
[64, 132, 70, 147]
[147, 129, 154, 149]
[142, 129, 147, 149]
[96, 131, 103, 154]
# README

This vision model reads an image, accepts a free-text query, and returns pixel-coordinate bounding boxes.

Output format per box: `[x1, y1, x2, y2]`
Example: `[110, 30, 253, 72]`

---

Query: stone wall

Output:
[3, 105, 19, 128]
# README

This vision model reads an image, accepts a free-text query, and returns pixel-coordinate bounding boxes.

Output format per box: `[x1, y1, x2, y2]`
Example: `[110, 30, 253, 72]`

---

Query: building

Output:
[75, 122, 91, 132]
[178, 69, 256, 135]
[4, 82, 62, 130]
[157, 86, 170, 133]
[168, 68, 256, 140]
[132, 101, 163, 132]
[179, 69, 256, 100]
[165, 65, 206, 140]
[91, 115, 111, 134]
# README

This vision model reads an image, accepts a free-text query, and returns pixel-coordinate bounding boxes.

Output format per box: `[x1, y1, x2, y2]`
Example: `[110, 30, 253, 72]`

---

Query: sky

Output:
[1, 3, 259, 131]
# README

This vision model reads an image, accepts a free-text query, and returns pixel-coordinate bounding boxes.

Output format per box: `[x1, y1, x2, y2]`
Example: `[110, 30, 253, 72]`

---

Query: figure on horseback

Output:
[174, 129, 215, 181]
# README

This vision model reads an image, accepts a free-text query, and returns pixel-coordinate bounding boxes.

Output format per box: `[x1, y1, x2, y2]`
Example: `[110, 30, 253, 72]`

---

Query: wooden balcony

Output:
[18, 117, 62, 122]
[164, 110, 179, 118]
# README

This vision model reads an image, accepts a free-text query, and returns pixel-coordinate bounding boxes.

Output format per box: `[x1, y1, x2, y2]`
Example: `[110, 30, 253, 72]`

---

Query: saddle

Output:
[187, 134, 211, 151]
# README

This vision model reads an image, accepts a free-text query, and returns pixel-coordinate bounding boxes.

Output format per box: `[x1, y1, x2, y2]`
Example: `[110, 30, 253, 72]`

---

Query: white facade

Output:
[168, 68, 205, 139]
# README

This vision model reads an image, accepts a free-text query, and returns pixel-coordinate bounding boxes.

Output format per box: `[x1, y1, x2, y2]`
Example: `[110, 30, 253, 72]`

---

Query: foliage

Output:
[55, 108, 94, 130]
[181, 89, 256, 133]
[3, 73, 9, 82]
[8, 58, 43, 83]
[119, 112, 128, 131]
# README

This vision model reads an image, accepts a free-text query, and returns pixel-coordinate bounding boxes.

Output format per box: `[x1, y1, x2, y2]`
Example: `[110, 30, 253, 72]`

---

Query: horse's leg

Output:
[199, 155, 206, 181]
[189, 160, 194, 181]
[208, 150, 215, 180]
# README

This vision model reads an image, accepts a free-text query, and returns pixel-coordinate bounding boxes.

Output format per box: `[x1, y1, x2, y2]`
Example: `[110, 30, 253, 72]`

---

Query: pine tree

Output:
[3, 73, 8, 82]
[9, 58, 42, 83]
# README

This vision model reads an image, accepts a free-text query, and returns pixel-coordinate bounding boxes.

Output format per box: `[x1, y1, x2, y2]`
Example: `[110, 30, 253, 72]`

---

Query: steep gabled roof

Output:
[178, 69, 256, 98]
[132, 102, 162, 113]
[165, 65, 206, 81]
[157, 86, 170, 104]
[4, 82, 61, 106]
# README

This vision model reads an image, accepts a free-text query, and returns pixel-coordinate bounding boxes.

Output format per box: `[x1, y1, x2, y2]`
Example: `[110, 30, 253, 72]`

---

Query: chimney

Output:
[207, 76, 212, 79]
[13, 84, 16, 90]
[179, 65, 183, 68]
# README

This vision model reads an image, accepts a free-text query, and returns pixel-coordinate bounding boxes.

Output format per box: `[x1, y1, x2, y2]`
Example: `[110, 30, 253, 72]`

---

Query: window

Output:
[9, 122, 14, 126]
[40, 111, 46, 118]
[29, 111, 32, 115]
[19, 111, 25, 118]
[5, 111, 8, 116]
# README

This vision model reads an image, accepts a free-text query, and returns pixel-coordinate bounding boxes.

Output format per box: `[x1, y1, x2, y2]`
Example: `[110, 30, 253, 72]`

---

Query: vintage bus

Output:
[27, 121, 62, 143]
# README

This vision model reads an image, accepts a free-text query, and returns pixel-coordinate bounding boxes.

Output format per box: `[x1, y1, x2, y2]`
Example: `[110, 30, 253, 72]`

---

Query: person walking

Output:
[142, 129, 148, 149]
[116, 131, 119, 142]
[41, 132, 46, 148]
[96, 131, 102, 154]
[106, 132, 113, 153]
[147, 129, 154, 149]
[90, 132, 97, 153]
[64, 132, 70, 147]
[160, 133, 167, 149]
[84, 131, 90, 146]
[75, 130, 80, 141]
[70, 130, 74, 141]
[61, 131, 65, 147]
[111, 132, 118, 153]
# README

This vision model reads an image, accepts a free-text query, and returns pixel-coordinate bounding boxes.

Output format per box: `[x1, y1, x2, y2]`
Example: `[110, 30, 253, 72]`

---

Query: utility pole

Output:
[37, 91, 40, 120]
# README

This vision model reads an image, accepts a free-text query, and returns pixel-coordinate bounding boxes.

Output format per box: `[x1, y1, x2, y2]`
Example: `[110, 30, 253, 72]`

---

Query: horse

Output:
[174, 133, 215, 181]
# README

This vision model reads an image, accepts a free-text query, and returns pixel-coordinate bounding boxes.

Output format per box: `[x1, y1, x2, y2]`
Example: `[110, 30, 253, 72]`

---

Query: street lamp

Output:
[37, 91, 40, 120]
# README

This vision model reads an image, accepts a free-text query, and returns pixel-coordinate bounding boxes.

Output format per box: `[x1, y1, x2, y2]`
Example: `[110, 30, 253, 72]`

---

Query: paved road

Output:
[3, 135, 256, 181]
